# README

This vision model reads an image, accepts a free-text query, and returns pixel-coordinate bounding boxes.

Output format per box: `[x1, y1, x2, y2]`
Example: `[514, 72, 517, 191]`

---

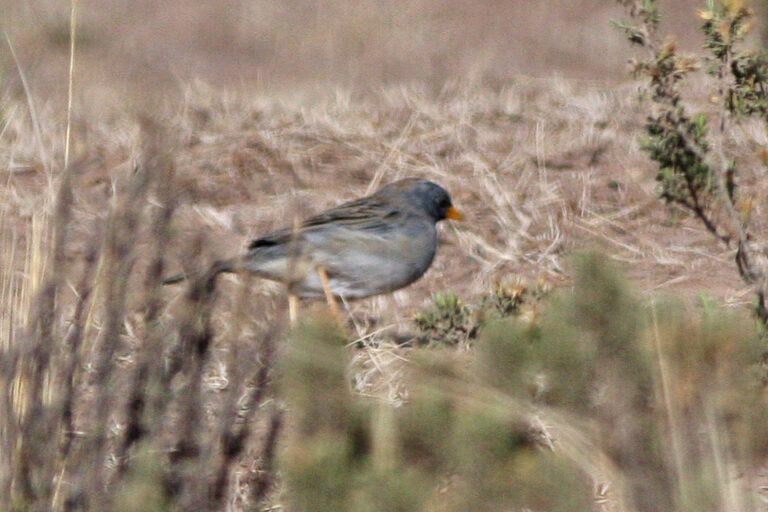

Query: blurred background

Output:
[0, 0, 715, 100]
[5, 4, 768, 511]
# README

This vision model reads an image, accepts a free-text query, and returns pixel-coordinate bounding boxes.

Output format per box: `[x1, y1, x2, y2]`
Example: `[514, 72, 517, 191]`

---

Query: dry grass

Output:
[4, 77, 748, 313]
[3, 1, 768, 511]
[1, 75, 763, 511]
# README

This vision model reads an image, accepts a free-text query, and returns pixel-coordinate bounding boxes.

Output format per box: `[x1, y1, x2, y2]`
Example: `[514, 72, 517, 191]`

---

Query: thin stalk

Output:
[64, 0, 78, 169]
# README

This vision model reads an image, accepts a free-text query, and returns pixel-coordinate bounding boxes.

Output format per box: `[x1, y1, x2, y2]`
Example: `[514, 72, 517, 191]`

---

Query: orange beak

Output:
[446, 206, 463, 221]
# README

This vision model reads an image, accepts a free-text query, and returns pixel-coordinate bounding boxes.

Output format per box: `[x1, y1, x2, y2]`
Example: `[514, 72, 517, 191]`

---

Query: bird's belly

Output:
[242, 249, 415, 299]
[292, 267, 412, 299]
[295, 239, 436, 299]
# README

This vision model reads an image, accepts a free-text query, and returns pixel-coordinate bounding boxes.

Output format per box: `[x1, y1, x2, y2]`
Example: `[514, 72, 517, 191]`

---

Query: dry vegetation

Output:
[2, 1, 768, 511]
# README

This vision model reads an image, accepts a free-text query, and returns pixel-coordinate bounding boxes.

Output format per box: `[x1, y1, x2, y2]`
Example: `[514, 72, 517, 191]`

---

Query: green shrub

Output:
[280, 253, 768, 512]
[615, 0, 768, 324]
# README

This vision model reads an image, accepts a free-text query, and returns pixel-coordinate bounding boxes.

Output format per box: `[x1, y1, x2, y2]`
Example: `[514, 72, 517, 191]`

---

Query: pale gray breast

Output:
[300, 217, 438, 299]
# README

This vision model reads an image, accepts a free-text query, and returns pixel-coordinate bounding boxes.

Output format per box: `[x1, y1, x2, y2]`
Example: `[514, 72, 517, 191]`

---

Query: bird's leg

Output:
[316, 265, 342, 323]
[288, 293, 299, 326]
[285, 212, 306, 328]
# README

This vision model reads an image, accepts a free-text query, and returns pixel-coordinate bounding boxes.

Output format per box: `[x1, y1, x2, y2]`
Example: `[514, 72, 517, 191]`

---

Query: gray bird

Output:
[164, 178, 462, 316]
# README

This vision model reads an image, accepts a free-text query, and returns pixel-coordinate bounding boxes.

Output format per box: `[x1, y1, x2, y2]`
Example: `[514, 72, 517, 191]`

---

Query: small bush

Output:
[414, 279, 544, 346]
[615, 0, 768, 324]
[281, 253, 768, 512]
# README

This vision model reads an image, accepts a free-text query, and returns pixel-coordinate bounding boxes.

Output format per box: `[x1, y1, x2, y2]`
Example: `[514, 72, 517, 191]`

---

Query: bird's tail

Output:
[162, 272, 190, 285]
[162, 259, 236, 288]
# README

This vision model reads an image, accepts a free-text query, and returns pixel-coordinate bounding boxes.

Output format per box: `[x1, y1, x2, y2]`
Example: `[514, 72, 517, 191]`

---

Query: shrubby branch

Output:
[615, 0, 768, 324]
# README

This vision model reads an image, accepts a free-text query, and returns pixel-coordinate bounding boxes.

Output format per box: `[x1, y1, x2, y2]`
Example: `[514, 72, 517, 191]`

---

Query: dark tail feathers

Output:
[162, 272, 190, 285]
[162, 259, 236, 288]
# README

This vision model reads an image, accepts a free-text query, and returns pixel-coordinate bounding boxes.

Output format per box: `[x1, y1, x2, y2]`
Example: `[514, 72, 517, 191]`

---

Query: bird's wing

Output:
[300, 197, 402, 230]
[247, 198, 403, 250]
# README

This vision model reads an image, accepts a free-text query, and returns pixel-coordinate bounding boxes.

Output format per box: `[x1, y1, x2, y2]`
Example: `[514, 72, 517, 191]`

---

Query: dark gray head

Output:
[375, 178, 463, 222]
